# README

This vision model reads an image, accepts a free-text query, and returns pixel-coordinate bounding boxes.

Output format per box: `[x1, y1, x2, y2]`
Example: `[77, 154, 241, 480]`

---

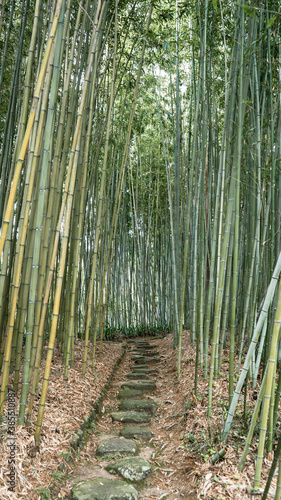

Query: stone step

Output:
[121, 380, 156, 392]
[134, 339, 150, 343]
[119, 399, 157, 415]
[117, 388, 143, 399]
[132, 351, 160, 357]
[133, 344, 153, 347]
[126, 373, 150, 380]
[106, 457, 152, 482]
[120, 425, 153, 441]
[131, 368, 159, 375]
[133, 344, 158, 350]
[111, 411, 151, 424]
[133, 345, 158, 350]
[133, 356, 161, 364]
[132, 346, 153, 350]
[96, 437, 137, 457]
[130, 364, 157, 370]
[72, 478, 138, 500]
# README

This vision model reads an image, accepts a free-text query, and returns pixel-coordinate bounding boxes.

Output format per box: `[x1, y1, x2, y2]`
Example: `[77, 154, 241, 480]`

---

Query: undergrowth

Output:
[101, 323, 171, 341]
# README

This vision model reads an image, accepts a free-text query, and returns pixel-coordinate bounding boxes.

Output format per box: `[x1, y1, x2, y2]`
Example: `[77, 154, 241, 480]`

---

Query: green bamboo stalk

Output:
[0, 0, 30, 223]
[229, 6, 244, 405]
[223, 251, 281, 442]
[0, 0, 64, 261]
[218, 221, 234, 372]
[254, 279, 281, 489]
[238, 363, 268, 471]
[0, 37, 61, 415]
[19, 1, 66, 421]
[64, 4, 100, 378]
[262, 433, 281, 500]
[274, 460, 281, 500]
[153, 69, 180, 347]
[208, 174, 235, 416]
[82, 2, 125, 376]
[30, 1, 106, 433]
[34, 149, 80, 446]
[18, 51, 56, 423]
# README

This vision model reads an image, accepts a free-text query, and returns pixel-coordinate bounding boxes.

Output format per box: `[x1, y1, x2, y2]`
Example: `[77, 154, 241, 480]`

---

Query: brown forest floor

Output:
[0, 331, 277, 499]
[0, 341, 123, 499]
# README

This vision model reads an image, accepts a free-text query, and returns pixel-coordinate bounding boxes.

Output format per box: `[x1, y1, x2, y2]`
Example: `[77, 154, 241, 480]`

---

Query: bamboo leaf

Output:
[212, 0, 217, 11]
[265, 16, 276, 29]
[238, 4, 257, 19]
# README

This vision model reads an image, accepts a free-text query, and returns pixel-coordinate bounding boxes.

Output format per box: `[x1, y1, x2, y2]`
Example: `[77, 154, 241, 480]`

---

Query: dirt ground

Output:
[0, 331, 277, 499]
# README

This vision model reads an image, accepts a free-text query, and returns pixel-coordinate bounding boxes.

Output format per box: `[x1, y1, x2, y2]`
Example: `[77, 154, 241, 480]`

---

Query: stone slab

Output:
[119, 399, 157, 415]
[133, 357, 161, 365]
[131, 347, 149, 351]
[72, 478, 138, 500]
[121, 380, 156, 392]
[72, 463, 115, 482]
[133, 347, 153, 351]
[130, 364, 152, 370]
[126, 373, 150, 380]
[106, 457, 152, 482]
[110, 411, 151, 424]
[96, 438, 137, 457]
[132, 351, 159, 357]
[131, 368, 159, 375]
[120, 425, 153, 441]
[117, 388, 143, 399]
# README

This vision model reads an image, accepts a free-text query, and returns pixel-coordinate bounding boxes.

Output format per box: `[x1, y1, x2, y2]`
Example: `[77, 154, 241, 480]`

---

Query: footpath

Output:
[71, 338, 166, 500]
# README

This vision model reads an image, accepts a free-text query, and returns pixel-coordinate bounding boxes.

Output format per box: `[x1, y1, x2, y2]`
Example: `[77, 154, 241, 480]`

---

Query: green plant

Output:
[52, 470, 64, 482]
[34, 487, 51, 499]
[101, 322, 172, 341]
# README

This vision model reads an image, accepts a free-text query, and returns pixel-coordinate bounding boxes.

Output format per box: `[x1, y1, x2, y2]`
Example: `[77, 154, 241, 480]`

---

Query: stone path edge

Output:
[48, 344, 127, 498]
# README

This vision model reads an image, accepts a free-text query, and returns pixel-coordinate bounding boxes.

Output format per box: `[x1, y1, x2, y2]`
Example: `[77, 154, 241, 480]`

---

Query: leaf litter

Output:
[0, 331, 278, 499]
[0, 340, 122, 499]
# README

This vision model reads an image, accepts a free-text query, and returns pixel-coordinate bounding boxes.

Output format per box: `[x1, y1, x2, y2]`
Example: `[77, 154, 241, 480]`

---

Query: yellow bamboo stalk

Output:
[0, 0, 64, 259]
[33, 1, 106, 444]
[0, 46, 56, 415]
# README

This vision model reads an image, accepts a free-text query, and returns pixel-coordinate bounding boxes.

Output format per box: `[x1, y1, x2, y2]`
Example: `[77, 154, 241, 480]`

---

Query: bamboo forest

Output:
[0, 0, 281, 498]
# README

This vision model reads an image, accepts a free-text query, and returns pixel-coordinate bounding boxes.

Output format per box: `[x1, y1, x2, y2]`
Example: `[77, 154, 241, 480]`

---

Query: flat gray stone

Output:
[120, 425, 153, 441]
[96, 438, 137, 457]
[132, 351, 159, 357]
[106, 457, 152, 482]
[72, 478, 138, 499]
[126, 373, 150, 380]
[133, 343, 149, 346]
[131, 364, 153, 370]
[117, 388, 143, 399]
[131, 368, 159, 375]
[119, 399, 157, 415]
[133, 347, 153, 351]
[133, 357, 160, 365]
[111, 411, 151, 423]
[121, 380, 156, 392]
[132, 345, 149, 350]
